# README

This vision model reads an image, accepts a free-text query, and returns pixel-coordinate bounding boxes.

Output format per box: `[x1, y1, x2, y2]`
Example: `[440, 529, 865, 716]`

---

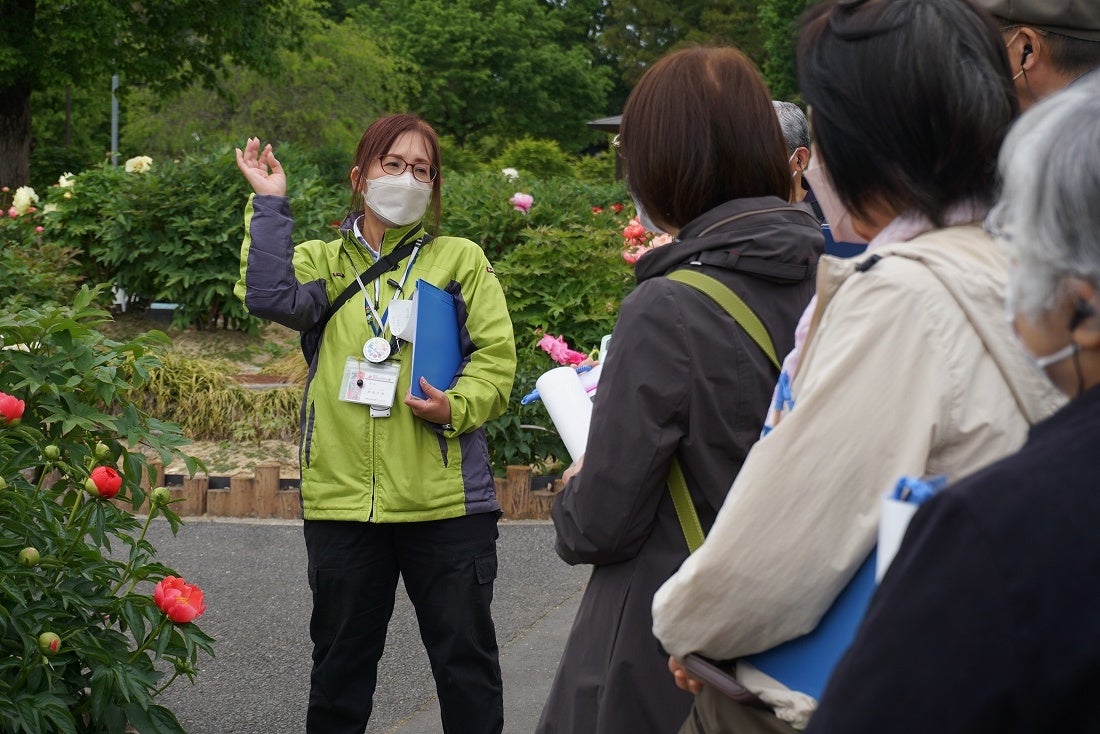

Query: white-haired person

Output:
[804, 69, 1100, 733]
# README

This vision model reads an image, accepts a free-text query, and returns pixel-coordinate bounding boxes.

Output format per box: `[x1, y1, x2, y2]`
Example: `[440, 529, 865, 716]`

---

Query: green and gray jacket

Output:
[235, 194, 516, 522]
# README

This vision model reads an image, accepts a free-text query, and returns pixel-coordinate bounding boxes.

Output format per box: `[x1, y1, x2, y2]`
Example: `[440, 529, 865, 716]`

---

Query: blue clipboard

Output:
[745, 551, 877, 700]
[409, 279, 462, 400]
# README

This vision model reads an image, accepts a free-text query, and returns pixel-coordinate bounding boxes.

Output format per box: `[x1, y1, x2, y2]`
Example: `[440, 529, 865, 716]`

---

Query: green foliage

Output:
[483, 216, 636, 471]
[493, 138, 574, 179]
[441, 170, 629, 261]
[133, 354, 300, 444]
[1, 0, 319, 187]
[760, 0, 816, 103]
[0, 287, 214, 733]
[0, 191, 84, 310]
[123, 22, 409, 165]
[41, 147, 345, 331]
[356, 0, 612, 150]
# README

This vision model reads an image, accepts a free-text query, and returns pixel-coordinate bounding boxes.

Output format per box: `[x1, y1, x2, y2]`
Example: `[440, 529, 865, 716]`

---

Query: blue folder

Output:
[409, 279, 462, 400]
[745, 551, 877, 700]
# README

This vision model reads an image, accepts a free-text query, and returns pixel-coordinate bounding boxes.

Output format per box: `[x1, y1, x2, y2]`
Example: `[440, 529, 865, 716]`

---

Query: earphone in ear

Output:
[1070, 300, 1095, 331]
[1021, 43, 1033, 65]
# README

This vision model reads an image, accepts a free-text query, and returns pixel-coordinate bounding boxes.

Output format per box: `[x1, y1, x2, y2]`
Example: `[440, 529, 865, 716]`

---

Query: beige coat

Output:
[651, 225, 1065, 727]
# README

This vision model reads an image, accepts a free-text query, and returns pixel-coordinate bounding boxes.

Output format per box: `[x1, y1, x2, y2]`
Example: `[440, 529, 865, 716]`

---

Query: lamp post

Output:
[110, 74, 119, 166]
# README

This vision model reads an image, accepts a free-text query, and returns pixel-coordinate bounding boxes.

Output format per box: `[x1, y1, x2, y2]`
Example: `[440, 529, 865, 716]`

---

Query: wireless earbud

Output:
[1070, 300, 1094, 330]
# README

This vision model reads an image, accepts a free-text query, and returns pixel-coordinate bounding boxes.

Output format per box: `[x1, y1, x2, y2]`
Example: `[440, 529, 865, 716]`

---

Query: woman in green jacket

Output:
[235, 113, 516, 734]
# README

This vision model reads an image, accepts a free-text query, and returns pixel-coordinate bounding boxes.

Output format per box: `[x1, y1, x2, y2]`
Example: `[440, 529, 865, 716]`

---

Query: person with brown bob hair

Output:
[537, 46, 823, 733]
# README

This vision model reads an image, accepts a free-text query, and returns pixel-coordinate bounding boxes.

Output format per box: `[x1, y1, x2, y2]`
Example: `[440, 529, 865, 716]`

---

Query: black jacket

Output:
[537, 197, 823, 734]
[807, 383, 1100, 734]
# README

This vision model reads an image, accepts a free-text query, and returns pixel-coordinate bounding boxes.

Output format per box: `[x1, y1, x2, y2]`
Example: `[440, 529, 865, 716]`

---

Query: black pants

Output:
[303, 512, 503, 734]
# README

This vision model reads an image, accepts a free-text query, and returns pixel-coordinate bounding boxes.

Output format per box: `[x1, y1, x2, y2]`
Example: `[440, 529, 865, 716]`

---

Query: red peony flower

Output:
[0, 392, 24, 426]
[611, 202, 623, 214]
[592, 206, 604, 214]
[154, 576, 207, 624]
[86, 466, 122, 499]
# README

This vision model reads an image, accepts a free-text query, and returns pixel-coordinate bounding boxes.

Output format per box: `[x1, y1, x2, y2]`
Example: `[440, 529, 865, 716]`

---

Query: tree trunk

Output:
[0, 81, 33, 189]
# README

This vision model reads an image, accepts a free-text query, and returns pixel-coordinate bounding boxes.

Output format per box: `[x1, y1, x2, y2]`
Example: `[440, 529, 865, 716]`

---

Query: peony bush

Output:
[0, 286, 213, 733]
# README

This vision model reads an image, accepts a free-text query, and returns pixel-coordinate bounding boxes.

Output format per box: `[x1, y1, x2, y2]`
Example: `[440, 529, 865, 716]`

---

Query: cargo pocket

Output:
[474, 552, 498, 585]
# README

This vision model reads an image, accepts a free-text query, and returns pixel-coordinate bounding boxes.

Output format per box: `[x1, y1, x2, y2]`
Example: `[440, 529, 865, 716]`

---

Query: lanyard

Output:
[346, 225, 424, 338]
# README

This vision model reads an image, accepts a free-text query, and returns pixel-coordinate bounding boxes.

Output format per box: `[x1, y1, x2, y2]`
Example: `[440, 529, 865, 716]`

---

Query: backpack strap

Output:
[666, 269, 780, 370]
[665, 268, 780, 552]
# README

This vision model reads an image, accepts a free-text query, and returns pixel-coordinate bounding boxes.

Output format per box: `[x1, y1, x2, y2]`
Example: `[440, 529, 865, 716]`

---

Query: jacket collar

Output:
[338, 213, 427, 257]
[634, 197, 824, 284]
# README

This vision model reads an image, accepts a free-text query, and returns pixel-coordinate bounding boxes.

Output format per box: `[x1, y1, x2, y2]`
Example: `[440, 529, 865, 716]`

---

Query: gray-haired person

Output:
[806, 69, 1100, 734]
[773, 100, 827, 227]
[771, 101, 814, 210]
[975, 0, 1100, 109]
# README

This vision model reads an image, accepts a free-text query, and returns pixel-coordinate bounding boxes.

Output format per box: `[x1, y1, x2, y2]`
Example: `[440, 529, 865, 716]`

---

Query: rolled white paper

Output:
[536, 366, 593, 461]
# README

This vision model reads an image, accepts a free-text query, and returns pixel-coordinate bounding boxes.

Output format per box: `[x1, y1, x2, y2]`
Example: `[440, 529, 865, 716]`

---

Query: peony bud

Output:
[150, 486, 172, 507]
[94, 442, 111, 460]
[18, 547, 40, 567]
[43, 444, 60, 460]
[86, 466, 122, 499]
[38, 632, 61, 655]
[0, 476, 7, 490]
[0, 392, 24, 426]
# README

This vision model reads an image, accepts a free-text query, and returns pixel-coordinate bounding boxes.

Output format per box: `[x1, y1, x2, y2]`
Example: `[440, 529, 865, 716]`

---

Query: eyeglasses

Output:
[377, 154, 437, 184]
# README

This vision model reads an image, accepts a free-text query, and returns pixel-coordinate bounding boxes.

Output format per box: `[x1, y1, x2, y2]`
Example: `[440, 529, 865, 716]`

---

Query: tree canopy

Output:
[0, 0, 317, 188]
[356, 0, 613, 150]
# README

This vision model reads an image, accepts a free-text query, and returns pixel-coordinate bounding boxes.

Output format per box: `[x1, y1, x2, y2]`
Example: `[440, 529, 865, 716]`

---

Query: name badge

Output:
[339, 357, 400, 411]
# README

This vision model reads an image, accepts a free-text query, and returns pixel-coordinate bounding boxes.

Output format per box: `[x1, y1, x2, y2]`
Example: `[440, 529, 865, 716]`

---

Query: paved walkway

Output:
[149, 517, 588, 733]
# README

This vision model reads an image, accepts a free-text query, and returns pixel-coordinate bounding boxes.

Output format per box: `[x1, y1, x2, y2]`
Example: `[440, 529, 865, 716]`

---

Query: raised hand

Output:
[235, 137, 287, 197]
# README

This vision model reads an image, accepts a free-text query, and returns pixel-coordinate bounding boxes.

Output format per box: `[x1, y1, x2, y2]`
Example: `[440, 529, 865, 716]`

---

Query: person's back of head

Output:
[618, 46, 790, 233]
[772, 101, 810, 156]
[974, 0, 1100, 106]
[797, 0, 1017, 228]
[990, 69, 1100, 322]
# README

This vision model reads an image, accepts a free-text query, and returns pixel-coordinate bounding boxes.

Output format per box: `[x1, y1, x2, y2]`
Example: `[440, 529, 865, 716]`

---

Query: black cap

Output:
[975, 0, 1100, 41]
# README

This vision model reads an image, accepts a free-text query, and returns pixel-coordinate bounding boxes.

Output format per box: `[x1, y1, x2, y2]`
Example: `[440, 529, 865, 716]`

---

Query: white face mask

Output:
[363, 172, 432, 228]
[803, 159, 868, 245]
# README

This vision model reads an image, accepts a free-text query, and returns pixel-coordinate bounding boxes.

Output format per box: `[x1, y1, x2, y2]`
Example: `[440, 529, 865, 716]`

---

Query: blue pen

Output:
[520, 364, 594, 405]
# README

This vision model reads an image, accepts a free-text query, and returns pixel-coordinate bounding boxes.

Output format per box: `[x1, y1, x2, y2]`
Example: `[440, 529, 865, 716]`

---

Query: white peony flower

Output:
[124, 156, 154, 174]
[57, 172, 76, 188]
[11, 186, 38, 215]
[500, 167, 519, 181]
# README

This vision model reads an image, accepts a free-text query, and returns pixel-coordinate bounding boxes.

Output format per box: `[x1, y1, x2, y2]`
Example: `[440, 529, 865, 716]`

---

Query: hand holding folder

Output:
[407, 279, 462, 400]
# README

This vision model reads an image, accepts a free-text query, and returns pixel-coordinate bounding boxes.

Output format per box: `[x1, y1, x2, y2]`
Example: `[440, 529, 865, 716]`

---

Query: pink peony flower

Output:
[0, 392, 24, 426]
[154, 576, 207, 624]
[622, 219, 646, 244]
[7, 207, 16, 218]
[510, 192, 534, 213]
[537, 334, 588, 366]
[34, 226, 43, 233]
[622, 245, 648, 265]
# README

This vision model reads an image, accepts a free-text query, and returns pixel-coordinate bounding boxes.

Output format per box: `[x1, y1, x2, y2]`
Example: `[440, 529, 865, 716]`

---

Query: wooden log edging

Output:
[132, 461, 557, 521]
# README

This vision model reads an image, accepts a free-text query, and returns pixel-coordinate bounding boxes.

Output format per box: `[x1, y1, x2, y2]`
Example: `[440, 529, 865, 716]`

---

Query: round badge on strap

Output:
[363, 337, 391, 363]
